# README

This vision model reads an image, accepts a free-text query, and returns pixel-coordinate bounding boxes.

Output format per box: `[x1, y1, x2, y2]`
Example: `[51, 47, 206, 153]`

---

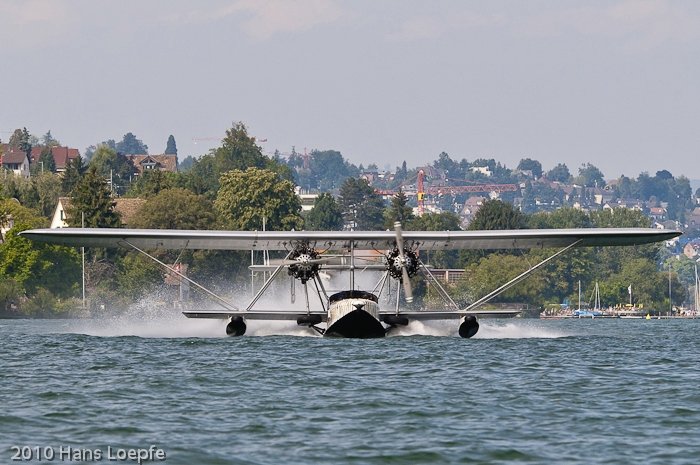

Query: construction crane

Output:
[300, 148, 313, 170]
[376, 171, 518, 216]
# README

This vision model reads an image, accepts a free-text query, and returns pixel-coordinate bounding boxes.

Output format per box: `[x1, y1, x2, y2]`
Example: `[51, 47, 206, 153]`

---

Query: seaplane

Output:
[20, 224, 679, 338]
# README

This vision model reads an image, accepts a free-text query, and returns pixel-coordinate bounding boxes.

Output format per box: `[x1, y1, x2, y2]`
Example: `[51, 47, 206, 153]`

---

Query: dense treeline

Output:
[0, 123, 691, 317]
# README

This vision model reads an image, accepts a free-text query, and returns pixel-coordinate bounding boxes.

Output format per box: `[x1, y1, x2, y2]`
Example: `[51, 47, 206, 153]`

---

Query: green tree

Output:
[467, 199, 526, 231]
[589, 208, 657, 276]
[111, 253, 163, 301]
[461, 254, 545, 305]
[41, 130, 60, 147]
[65, 167, 121, 228]
[215, 168, 303, 231]
[165, 135, 177, 155]
[547, 163, 570, 183]
[116, 132, 148, 154]
[408, 212, 461, 231]
[0, 224, 80, 298]
[127, 169, 172, 198]
[2, 175, 39, 211]
[214, 122, 292, 181]
[61, 155, 87, 195]
[517, 158, 543, 178]
[384, 190, 414, 229]
[0, 198, 49, 232]
[189, 154, 219, 197]
[575, 163, 605, 188]
[36, 146, 57, 173]
[89, 145, 134, 195]
[306, 192, 343, 231]
[338, 178, 385, 231]
[8, 129, 25, 148]
[408, 212, 462, 268]
[131, 188, 215, 230]
[33, 172, 62, 218]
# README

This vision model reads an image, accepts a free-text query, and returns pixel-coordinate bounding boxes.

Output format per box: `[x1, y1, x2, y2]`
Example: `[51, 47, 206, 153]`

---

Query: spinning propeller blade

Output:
[394, 221, 413, 303]
[270, 257, 342, 266]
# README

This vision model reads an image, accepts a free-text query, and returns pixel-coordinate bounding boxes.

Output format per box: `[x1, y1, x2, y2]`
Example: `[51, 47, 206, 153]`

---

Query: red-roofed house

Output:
[124, 154, 178, 175]
[29, 146, 80, 172]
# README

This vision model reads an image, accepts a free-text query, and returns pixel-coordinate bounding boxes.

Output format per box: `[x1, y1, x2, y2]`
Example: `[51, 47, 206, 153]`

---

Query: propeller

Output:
[394, 221, 413, 303]
[270, 257, 342, 266]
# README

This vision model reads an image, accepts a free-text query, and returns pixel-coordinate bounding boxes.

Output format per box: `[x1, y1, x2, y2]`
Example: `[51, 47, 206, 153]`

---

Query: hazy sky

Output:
[1, 0, 699, 180]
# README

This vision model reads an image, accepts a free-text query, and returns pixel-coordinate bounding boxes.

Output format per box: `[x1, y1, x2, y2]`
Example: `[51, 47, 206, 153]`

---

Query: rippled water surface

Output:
[2, 317, 700, 464]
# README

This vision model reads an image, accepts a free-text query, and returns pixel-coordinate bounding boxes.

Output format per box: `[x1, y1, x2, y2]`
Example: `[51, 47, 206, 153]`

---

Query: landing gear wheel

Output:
[384, 314, 409, 326]
[297, 314, 323, 327]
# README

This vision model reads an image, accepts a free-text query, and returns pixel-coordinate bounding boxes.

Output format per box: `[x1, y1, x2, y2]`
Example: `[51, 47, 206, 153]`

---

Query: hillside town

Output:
[0, 124, 698, 318]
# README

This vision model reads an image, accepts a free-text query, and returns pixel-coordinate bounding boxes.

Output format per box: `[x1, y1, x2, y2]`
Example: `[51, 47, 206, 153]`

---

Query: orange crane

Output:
[376, 171, 518, 216]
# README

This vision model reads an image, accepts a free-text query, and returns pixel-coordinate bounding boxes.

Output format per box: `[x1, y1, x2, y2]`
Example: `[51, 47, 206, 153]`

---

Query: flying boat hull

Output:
[325, 292, 385, 338]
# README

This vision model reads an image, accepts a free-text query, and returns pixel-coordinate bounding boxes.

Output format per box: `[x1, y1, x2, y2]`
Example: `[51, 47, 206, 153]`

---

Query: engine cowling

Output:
[226, 316, 247, 337]
[458, 315, 479, 338]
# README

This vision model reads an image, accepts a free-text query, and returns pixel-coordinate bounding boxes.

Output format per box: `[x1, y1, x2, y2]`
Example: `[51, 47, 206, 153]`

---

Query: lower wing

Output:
[183, 309, 520, 321]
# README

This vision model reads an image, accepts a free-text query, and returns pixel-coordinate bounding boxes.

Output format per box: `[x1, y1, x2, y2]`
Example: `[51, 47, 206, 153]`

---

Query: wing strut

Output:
[312, 274, 329, 311]
[465, 239, 582, 311]
[121, 240, 239, 311]
[418, 262, 459, 310]
[246, 249, 294, 311]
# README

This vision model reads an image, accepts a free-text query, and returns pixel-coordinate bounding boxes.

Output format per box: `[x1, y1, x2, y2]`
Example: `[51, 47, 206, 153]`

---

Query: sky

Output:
[1, 0, 699, 181]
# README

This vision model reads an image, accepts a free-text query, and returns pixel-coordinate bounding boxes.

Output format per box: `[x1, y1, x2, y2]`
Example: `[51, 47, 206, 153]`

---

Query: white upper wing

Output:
[19, 227, 681, 251]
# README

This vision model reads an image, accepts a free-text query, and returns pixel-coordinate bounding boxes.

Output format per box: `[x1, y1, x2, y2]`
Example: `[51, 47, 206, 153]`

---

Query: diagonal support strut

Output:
[465, 239, 582, 311]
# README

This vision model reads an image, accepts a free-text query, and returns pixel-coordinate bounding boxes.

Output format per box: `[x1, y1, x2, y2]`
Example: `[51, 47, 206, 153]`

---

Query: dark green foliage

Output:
[384, 190, 414, 229]
[42, 130, 60, 147]
[547, 163, 570, 183]
[165, 135, 177, 155]
[88, 145, 135, 195]
[36, 146, 56, 173]
[127, 169, 172, 198]
[467, 199, 526, 231]
[116, 133, 148, 155]
[576, 163, 605, 188]
[407, 212, 461, 231]
[8, 128, 25, 148]
[215, 167, 303, 231]
[287, 149, 359, 191]
[0, 224, 80, 298]
[188, 154, 219, 197]
[338, 178, 385, 231]
[306, 192, 343, 231]
[517, 158, 543, 178]
[84, 140, 116, 160]
[130, 188, 215, 230]
[62, 155, 87, 195]
[65, 167, 121, 228]
[179, 156, 195, 172]
[214, 122, 291, 180]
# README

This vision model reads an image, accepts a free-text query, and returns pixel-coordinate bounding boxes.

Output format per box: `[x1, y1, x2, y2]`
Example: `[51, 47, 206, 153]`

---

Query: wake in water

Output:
[474, 320, 571, 339]
[42, 275, 570, 339]
[55, 316, 572, 340]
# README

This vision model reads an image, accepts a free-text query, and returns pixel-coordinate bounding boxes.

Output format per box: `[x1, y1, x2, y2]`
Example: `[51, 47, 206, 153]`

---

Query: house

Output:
[649, 207, 667, 221]
[360, 169, 379, 184]
[124, 154, 178, 176]
[29, 146, 80, 172]
[470, 166, 492, 177]
[51, 197, 146, 228]
[683, 241, 700, 259]
[1, 147, 31, 178]
[686, 208, 700, 231]
[655, 220, 677, 230]
[459, 196, 487, 227]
